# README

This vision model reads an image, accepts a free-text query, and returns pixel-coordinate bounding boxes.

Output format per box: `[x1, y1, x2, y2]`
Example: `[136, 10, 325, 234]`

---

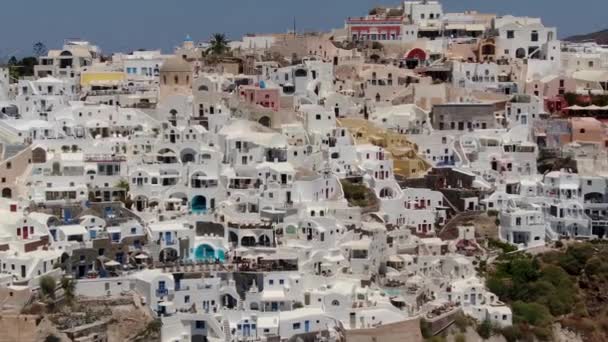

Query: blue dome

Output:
[184, 34, 193, 42]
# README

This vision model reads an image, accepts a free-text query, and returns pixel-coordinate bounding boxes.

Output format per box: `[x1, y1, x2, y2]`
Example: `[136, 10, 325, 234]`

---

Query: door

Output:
[165, 232, 172, 244]
[22, 226, 28, 240]
[271, 302, 278, 311]
[305, 320, 310, 332]
[64, 208, 72, 222]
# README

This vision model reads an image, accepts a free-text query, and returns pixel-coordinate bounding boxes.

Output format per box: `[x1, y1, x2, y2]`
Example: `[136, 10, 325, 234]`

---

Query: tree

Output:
[33, 42, 48, 57]
[61, 277, 76, 305]
[207, 33, 230, 56]
[39, 275, 56, 302]
[115, 179, 133, 209]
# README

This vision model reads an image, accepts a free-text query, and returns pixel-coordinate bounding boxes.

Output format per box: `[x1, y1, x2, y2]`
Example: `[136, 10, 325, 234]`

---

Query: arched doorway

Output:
[515, 48, 526, 59]
[379, 188, 393, 199]
[195, 244, 215, 262]
[258, 234, 271, 247]
[221, 294, 238, 309]
[258, 116, 271, 128]
[191, 195, 207, 213]
[1, 188, 11, 199]
[241, 236, 256, 247]
[32, 147, 47, 163]
[180, 148, 196, 164]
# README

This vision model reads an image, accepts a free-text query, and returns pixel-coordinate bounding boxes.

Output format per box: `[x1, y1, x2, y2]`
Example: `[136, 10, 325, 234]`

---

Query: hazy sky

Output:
[0, 0, 605, 57]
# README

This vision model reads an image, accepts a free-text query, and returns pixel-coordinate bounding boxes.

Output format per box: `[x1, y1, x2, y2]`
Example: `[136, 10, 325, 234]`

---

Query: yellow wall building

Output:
[80, 71, 125, 87]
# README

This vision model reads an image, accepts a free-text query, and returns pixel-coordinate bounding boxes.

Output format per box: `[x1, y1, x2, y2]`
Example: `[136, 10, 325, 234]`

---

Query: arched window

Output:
[331, 300, 340, 306]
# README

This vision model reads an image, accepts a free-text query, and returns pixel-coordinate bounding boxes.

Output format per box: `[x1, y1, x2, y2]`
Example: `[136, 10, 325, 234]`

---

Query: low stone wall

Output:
[345, 317, 423, 342]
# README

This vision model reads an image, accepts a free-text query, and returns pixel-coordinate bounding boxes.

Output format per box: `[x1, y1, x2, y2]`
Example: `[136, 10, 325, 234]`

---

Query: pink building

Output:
[239, 85, 280, 112]
[526, 75, 576, 99]
[571, 117, 607, 146]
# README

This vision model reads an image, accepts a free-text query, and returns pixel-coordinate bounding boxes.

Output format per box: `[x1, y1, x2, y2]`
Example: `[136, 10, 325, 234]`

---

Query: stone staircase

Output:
[3, 144, 26, 159]
[222, 319, 231, 342]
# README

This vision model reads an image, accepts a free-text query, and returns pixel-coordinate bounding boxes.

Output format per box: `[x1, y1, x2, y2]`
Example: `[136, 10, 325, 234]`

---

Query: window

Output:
[279, 279, 285, 285]
[531, 31, 539, 42]
[507, 30, 515, 39]
[580, 129, 586, 134]
[269, 279, 274, 285]
[195, 320, 205, 329]
[331, 300, 340, 306]
[516, 217, 521, 226]
[293, 323, 301, 330]
[6, 162, 11, 170]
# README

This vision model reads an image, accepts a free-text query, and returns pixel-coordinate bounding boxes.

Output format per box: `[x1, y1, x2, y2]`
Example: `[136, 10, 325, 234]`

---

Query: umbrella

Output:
[135, 254, 149, 260]
[105, 260, 120, 267]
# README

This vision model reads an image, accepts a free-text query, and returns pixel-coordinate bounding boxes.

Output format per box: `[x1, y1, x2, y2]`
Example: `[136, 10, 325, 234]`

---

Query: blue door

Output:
[305, 320, 310, 332]
[271, 302, 278, 311]
[243, 324, 251, 337]
[165, 232, 172, 244]
[64, 208, 72, 222]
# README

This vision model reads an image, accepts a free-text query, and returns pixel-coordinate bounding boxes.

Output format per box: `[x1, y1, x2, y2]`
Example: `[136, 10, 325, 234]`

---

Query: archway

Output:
[241, 236, 256, 247]
[159, 248, 179, 263]
[195, 244, 215, 262]
[295, 69, 307, 77]
[32, 147, 47, 163]
[258, 116, 271, 128]
[229, 231, 239, 246]
[379, 187, 394, 199]
[406, 48, 427, 61]
[134, 196, 148, 212]
[221, 294, 238, 309]
[258, 234, 271, 247]
[180, 148, 196, 164]
[191, 195, 207, 213]
[1, 188, 11, 199]
[515, 48, 526, 59]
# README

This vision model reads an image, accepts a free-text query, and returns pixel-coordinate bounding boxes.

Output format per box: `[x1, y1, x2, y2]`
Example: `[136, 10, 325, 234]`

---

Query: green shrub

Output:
[420, 320, 433, 339]
[532, 326, 553, 341]
[500, 325, 522, 342]
[487, 209, 499, 217]
[454, 313, 469, 333]
[512, 301, 552, 326]
[477, 319, 494, 339]
[39, 276, 56, 301]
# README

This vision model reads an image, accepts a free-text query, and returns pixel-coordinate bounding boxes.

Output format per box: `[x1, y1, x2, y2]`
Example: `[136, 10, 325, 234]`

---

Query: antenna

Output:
[293, 16, 297, 37]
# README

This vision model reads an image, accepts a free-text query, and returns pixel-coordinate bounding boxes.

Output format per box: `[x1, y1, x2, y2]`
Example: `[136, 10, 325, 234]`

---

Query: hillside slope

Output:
[566, 29, 608, 44]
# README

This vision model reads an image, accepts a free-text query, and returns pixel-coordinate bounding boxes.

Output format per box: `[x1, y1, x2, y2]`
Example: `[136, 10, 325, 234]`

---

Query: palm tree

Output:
[207, 33, 230, 56]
